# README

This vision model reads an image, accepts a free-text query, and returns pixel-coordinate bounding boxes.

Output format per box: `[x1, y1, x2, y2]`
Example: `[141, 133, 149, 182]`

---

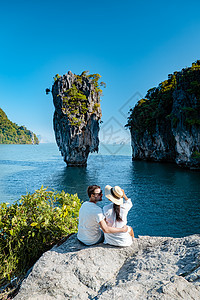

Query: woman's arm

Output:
[121, 189, 132, 211]
[121, 189, 128, 200]
[99, 219, 128, 234]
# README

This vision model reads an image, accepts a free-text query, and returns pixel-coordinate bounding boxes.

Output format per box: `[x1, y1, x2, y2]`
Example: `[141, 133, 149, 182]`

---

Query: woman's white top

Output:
[103, 199, 133, 247]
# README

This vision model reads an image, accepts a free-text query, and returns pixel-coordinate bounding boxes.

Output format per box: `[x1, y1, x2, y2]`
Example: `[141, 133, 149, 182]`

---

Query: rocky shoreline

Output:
[14, 234, 200, 299]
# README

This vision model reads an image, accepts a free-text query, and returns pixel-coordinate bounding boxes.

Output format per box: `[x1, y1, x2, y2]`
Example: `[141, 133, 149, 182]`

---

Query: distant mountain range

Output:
[0, 108, 39, 144]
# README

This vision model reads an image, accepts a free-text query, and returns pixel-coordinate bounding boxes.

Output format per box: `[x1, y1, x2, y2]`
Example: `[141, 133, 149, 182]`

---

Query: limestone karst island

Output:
[48, 70, 104, 166]
[0, 108, 39, 144]
[126, 61, 200, 170]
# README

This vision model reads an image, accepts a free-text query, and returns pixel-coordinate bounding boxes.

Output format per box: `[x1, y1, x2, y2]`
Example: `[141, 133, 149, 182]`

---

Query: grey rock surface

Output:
[14, 234, 200, 299]
[52, 71, 102, 166]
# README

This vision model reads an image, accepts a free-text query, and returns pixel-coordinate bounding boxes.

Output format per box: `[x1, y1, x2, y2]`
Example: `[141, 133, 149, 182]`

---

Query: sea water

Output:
[0, 143, 199, 238]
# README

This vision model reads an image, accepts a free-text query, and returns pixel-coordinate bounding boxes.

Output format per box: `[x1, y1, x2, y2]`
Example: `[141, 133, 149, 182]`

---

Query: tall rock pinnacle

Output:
[51, 71, 104, 166]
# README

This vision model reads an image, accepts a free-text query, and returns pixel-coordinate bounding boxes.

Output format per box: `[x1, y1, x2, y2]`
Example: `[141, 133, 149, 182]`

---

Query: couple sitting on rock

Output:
[77, 184, 134, 247]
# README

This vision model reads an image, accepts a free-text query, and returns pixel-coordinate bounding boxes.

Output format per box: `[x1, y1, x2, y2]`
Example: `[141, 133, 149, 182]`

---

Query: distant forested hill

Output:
[0, 108, 39, 144]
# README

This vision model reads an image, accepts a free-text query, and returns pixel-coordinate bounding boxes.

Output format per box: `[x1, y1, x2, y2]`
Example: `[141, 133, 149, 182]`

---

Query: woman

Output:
[103, 185, 134, 247]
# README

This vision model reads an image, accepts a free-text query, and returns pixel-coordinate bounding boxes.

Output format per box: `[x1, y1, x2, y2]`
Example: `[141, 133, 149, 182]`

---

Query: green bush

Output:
[191, 151, 200, 161]
[185, 118, 200, 126]
[93, 103, 100, 112]
[0, 186, 81, 288]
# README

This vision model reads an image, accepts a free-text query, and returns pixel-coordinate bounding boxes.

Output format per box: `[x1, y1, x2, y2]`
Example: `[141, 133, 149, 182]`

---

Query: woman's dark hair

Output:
[113, 203, 122, 222]
[87, 185, 101, 198]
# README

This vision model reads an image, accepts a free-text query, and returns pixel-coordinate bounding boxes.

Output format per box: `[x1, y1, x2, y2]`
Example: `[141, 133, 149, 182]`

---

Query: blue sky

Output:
[1, 0, 200, 142]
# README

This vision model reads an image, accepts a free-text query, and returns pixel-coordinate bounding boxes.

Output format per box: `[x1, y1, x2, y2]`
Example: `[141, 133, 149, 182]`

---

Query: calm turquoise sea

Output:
[0, 143, 200, 238]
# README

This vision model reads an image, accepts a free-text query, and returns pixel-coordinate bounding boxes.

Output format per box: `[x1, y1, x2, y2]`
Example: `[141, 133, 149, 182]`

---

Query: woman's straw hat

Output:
[105, 185, 123, 205]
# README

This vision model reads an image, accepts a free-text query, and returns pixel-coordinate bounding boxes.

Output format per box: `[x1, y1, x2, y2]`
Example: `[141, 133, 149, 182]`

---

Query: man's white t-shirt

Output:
[77, 201, 105, 245]
[103, 199, 133, 247]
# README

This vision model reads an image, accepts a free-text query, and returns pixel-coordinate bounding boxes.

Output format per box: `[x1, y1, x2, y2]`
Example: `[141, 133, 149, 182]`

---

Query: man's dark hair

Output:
[87, 185, 101, 198]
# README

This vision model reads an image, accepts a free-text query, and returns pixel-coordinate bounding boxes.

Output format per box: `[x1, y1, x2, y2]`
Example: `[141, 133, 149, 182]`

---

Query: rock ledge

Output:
[14, 234, 200, 299]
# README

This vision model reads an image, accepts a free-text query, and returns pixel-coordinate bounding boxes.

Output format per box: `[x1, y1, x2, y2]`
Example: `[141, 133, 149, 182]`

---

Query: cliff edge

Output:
[14, 234, 200, 299]
[51, 71, 104, 166]
[126, 61, 200, 169]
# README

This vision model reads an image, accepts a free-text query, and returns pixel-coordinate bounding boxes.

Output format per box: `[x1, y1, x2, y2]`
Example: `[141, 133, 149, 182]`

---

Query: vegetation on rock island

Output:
[0, 108, 39, 144]
[49, 71, 105, 127]
[0, 187, 81, 298]
[126, 60, 200, 134]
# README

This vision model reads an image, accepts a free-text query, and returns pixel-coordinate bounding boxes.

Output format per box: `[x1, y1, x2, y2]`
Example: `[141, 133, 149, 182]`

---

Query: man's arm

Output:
[99, 219, 128, 234]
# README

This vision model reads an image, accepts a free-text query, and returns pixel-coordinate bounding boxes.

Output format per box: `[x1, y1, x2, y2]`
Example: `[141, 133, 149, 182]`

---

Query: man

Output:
[77, 185, 128, 246]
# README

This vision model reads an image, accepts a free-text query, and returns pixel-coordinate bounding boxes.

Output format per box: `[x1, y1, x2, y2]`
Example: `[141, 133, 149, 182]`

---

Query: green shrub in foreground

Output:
[0, 186, 82, 287]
